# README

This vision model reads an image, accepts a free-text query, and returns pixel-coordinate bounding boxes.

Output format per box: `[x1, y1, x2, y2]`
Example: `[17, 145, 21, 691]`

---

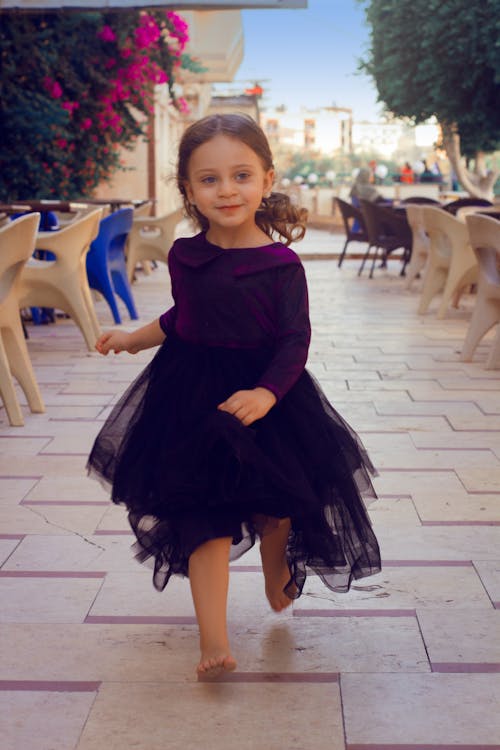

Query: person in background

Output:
[349, 167, 381, 205]
[419, 161, 435, 183]
[400, 162, 414, 184]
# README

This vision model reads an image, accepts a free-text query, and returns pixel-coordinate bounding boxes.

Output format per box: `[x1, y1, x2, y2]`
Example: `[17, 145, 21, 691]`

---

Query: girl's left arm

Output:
[254, 263, 311, 401]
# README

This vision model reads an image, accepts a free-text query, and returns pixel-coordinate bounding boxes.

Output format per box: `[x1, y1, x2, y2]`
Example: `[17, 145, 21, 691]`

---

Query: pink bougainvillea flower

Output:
[105, 58, 117, 69]
[121, 46, 133, 58]
[81, 118, 93, 130]
[43, 77, 63, 98]
[55, 138, 68, 149]
[134, 16, 161, 50]
[98, 25, 117, 42]
[61, 101, 80, 114]
[176, 97, 190, 114]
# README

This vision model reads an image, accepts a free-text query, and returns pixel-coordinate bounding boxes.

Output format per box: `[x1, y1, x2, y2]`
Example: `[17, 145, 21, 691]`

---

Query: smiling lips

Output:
[216, 204, 242, 210]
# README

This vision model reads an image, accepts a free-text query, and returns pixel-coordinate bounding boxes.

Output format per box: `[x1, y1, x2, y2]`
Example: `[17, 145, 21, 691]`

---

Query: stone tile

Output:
[40, 425, 101, 455]
[2, 534, 107, 571]
[372, 469, 468, 497]
[76, 682, 344, 750]
[341, 673, 500, 745]
[0, 436, 52, 455]
[456, 467, 500, 493]
[0, 454, 89, 477]
[0, 623, 196, 682]
[88, 571, 196, 619]
[412, 490, 500, 522]
[375, 523, 500, 561]
[84, 535, 146, 572]
[25, 474, 109, 502]
[234, 614, 429, 674]
[22, 505, 108, 537]
[0, 538, 21, 565]
[296, 566, 491, 611]
[0, 577, 103, 623]
[0, 690, 96, 750]
[0, 616, 428, 685]
[365, 433, 499, 470]
[95, 504, 130, 532]
[0, 477, 39, 502]
[474, 560, 500, 605]
[59, 379, 119, 395]
[417, 609, 500, 665]
[366, 497, 421, 526]
[0, 505, 75, 535]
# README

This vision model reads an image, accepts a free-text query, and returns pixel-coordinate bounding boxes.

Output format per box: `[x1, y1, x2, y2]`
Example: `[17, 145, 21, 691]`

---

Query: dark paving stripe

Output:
[0, 680, 101, 692]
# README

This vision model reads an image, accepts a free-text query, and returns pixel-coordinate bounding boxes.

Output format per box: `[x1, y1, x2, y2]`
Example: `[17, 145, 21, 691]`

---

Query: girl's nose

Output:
[218, 178, 236, 196]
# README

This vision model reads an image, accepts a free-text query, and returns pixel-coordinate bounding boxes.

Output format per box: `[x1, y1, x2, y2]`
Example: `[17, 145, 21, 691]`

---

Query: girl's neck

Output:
[205, 224, 271, 250]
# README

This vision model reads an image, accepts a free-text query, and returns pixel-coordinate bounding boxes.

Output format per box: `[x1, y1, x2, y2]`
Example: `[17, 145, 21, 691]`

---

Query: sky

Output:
[224, 0, 382, 122]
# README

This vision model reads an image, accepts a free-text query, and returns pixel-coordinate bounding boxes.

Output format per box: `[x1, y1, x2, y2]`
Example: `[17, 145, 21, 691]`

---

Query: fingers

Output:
[217, 391, 262, 426]
[95, 332, 122, 355]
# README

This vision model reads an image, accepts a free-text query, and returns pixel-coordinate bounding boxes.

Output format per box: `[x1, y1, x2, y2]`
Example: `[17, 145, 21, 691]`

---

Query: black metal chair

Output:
[358, 200, 412, 278]
[442, 197, 493, 215]
[400, 196, 441, 205]
[335, 198, 369, 268]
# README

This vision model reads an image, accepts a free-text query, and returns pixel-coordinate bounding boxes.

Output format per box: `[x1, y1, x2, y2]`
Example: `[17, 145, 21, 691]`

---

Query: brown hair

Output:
[176, 113, 307, 245]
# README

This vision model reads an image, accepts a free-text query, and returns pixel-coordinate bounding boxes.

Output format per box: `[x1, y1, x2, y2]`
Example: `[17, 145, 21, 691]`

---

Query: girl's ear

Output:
[184, 181, 195, 205]
[263, 168, 275, 198]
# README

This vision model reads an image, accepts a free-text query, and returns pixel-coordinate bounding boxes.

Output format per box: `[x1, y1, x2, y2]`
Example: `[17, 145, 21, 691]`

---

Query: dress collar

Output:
[172, 232, 301, 275]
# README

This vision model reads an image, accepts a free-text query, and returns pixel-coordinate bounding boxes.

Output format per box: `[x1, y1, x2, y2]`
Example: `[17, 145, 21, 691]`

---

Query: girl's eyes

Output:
[199, 172, 252, 184]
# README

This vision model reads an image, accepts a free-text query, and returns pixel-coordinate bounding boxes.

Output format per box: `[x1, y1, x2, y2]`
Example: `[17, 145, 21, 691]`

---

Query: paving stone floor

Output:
[0, 227, 499, 750]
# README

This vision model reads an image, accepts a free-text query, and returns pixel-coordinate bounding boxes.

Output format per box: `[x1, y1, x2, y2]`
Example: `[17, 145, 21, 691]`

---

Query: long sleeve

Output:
[255, 264, 311, 401]
[158, 248, 178, 336]
[159, 305, 177, 336]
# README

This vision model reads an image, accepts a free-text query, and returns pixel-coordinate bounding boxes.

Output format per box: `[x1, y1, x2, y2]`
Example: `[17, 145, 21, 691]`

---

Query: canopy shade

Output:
[0, 0, 306, 8]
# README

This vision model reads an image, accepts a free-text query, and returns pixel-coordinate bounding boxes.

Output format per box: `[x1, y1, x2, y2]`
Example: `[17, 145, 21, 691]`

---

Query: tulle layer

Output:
[88, 336, 381, 593]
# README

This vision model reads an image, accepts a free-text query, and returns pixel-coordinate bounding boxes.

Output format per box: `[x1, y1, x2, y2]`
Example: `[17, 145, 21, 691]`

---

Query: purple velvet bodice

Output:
[159, 233, 311, 401]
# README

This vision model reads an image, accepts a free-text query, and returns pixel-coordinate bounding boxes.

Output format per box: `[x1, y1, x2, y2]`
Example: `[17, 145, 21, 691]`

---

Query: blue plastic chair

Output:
[86, 208, 138, 324]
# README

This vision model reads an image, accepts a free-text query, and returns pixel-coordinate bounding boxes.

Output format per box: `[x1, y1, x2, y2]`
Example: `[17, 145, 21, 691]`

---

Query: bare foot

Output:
[197, 650, 237, 679]
[260, 552, 296, 612]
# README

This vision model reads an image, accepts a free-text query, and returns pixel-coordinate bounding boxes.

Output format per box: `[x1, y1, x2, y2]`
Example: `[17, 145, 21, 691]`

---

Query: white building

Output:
[260, 107, 353, 154]
[352, 119, 440, 161]
[259, 106, 440, 166]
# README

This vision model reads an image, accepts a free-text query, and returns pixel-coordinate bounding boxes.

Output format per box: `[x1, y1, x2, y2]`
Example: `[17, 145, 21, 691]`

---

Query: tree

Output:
[0, 10, 202, 199]
[359, 0, 500, 198]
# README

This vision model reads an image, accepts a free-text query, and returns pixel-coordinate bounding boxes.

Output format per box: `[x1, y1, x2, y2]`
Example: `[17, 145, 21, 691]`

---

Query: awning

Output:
[0, 0, 307, 9]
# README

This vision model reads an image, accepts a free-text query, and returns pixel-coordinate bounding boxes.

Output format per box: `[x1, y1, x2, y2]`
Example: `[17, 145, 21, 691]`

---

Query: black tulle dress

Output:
[88, 232, 381, 595]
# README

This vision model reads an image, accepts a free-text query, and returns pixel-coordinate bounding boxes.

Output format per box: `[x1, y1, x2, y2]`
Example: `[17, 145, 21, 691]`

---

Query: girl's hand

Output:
[95, 330, 138, 355]
[217, 387, 277, 426]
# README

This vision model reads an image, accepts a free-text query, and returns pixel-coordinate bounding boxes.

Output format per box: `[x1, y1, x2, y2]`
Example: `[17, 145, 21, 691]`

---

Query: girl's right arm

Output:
[96, 318, 166, 356]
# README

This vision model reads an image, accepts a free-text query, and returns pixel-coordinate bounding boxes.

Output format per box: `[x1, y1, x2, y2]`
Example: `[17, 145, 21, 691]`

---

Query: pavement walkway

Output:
[1, 227, 499, 750]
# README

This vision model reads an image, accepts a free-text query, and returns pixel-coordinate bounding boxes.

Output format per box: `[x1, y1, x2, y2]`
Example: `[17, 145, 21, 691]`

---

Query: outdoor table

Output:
[4, 200, 88, 214]
[77, 197, 154, 212]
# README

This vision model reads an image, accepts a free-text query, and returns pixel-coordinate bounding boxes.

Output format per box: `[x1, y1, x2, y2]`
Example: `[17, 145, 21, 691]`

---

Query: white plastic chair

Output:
[0, 213, 45, 426]
[132, 201, 154, 218]
[18, 208, 103, 351]
[126, 207, 183, 281]
[461, 214, 500, 368]
[404, 204, 430, 290]
[418, 206, 478, 318]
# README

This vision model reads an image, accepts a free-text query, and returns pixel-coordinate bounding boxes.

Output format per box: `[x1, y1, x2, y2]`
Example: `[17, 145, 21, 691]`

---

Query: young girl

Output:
[88, 113, 381, 678]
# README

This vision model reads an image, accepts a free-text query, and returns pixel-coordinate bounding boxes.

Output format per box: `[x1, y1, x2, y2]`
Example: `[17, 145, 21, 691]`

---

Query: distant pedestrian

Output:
[349, 167, 381, 203]
[88, 113, 381, 678]
[419, 161, 435, 183]
[400, 162, 414, 184]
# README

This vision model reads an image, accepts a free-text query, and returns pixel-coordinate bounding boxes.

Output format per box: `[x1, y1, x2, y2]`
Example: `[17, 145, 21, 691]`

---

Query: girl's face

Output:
[184, 134, 274, 239]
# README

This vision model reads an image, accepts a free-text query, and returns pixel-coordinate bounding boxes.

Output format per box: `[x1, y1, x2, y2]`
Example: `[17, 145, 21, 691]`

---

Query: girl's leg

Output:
[259, 517, 296, 612]
[188, 536, 237, 677]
